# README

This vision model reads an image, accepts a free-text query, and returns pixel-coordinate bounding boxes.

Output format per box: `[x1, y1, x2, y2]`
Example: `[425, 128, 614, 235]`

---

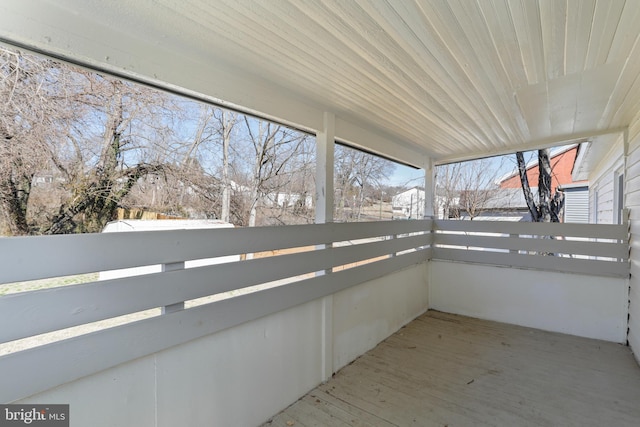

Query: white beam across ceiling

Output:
[435, 127, 628, 166]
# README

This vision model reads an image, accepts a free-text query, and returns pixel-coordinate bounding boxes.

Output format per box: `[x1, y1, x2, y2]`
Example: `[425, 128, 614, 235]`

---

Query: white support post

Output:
[316, 112, 335, 382]
[162, 261, 185, 314]
[423, 157, 435, 219]
[316, 112, 335, 224]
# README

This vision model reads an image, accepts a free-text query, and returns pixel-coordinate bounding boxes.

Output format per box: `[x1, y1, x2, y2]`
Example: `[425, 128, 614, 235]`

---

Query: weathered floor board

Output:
[263, 311, 640, 427]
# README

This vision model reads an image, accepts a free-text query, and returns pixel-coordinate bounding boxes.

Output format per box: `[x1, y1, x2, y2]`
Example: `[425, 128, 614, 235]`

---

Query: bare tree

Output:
[1, 46, 320, 233]
[435, 157, 503, 220]
[458, 158, 503, 220]
[0, 46, 180, 234]
[0, 49, 74, 234]
[334, 146, 395, 222]
[516, 149, 564, 222]
[45, 76, 176, 234]
[241, 118, 310, 227]
[215, 110, 238, 223]
[435, 163, 462, 219]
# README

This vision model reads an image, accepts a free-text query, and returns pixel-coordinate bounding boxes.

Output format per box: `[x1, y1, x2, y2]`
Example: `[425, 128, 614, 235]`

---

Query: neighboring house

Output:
[263, 192, 313, 209]
[499, 145, 584, 193]
[458, 188, 532, 221]
[496, 144, 589, 223]
[560, 182, 590, 223]
[434, 187, 459, 219]
[32, 171, 66, 187]
[572, 138, 627, 225]
[392, 187, 425, 219]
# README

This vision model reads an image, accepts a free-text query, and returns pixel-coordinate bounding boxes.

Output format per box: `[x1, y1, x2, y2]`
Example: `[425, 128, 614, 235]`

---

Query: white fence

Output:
[0, 220, 431, 402]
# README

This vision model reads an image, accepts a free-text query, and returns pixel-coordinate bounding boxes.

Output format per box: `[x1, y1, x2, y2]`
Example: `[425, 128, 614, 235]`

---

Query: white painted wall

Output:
[584, 122, 640, 365]
[429, 260, 629, 343]
[626, 110, 640, 365]
[591, 177, 614, 224]
[589, 137, 624, 224]
[332, 262, 429, 371]
[17, 263, 429, 426]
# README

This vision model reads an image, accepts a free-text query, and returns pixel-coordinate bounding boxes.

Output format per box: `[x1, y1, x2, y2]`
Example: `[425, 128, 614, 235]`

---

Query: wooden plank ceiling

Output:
[1, 0, 640, 165]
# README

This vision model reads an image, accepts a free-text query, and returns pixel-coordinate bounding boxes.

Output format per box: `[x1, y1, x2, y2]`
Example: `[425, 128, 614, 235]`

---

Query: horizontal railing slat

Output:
[0, 219, 432, 284]
[433, 219, 628, 240]
[434, 233, 628, 260]
[0, 250, 427, 403]
[432, 248, 629, 278]
[0, 233, 431, 343]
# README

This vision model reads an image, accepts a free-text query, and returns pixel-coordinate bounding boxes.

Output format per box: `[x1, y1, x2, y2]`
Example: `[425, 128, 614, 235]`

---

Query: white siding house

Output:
[561, 183, 590, 223]
[391, 188, 425, 219]
[628, 114, 640, 361]
[574, 139, 625, 225]
[572, 125, 637, 353]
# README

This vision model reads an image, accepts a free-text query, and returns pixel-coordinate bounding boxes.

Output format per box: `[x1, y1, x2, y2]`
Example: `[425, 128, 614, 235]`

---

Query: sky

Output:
[386, 153, 518, 188]
[386, 149, 550, 189]
[388, 165, 425, 187]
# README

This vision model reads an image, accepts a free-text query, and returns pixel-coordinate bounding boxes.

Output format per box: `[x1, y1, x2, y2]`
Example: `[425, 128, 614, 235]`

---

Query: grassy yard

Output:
[0, 273, 99, 296]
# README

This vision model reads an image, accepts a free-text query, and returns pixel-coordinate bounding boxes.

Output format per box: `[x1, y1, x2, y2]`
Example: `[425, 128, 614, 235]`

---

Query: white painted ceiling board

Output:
[585, 0, 626, 69]
[564, 0, 596, 75]
[539, 0, 567, 80]
[607, 38, 640, 128]
[1, 0, 640, 165]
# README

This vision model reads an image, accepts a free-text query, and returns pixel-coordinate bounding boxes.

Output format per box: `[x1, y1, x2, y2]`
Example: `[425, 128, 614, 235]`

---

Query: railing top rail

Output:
[433, 219, 628, 240]
[0, 219, 432, 284]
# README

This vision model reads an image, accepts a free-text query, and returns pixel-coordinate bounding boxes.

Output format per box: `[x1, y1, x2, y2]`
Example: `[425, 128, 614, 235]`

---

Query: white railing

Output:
[0, 219, 432, 402]
[432, 220, 629, 278]
[0, 218, 630, 402]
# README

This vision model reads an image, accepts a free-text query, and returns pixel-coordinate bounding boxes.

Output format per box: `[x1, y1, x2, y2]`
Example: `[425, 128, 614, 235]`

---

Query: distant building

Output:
[263, 192, 313, 209]
[495, 145, 589, 223]
[499, 145, 585, 193]
[560, 182, 590, 223]
[458, 188, 531, 221]
[392, 187, 425, 219]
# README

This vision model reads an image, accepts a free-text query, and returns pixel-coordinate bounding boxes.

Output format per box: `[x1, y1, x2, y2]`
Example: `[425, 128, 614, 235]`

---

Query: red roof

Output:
[499, 146, 586, 193]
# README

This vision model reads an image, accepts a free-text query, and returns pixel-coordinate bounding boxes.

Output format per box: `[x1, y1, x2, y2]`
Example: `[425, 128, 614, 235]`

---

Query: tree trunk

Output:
[221, 111, 233, 223]
[538, 149, 552, 222]
[0, 172, 32, 235]
[516, 151, 539, 222]
[516, 149, 564, 223]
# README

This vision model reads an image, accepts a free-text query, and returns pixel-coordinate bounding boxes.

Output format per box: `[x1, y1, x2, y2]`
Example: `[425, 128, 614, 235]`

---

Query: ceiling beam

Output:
[435, 126, 628, 165]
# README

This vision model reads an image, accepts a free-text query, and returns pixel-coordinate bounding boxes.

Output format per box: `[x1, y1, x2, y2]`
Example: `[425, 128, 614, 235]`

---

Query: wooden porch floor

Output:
[263, 311, 640, 427]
